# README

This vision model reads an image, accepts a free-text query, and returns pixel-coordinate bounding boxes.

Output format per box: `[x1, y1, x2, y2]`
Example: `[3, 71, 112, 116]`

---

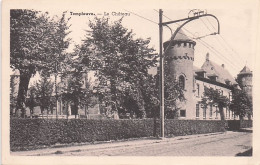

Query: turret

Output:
[164, 29, 196, 118]
[164, 29, 196, 93]
[237, 66, 253, 99]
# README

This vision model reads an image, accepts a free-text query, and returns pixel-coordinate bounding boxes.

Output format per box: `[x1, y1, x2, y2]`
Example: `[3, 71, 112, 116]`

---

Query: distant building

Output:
[164, 29, 252, 120]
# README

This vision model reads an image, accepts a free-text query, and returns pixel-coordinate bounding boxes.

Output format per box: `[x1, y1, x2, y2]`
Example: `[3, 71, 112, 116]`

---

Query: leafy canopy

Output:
[77, 17, 157, 118]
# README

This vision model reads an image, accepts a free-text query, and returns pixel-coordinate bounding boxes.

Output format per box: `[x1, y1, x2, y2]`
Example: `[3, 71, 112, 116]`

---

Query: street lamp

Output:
[158, 9, 220, 138]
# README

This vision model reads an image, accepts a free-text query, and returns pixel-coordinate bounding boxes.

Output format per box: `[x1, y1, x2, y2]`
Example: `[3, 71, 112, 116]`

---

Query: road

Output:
[12, 129, 252, 156]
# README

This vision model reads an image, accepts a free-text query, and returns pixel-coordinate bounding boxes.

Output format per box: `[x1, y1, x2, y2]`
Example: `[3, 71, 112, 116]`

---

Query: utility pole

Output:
[159, 9, 164, 138]
[158, 9, 220, 138]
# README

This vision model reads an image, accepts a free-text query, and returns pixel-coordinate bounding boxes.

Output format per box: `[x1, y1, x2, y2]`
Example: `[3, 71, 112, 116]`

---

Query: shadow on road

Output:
[236, 148, 252, 156]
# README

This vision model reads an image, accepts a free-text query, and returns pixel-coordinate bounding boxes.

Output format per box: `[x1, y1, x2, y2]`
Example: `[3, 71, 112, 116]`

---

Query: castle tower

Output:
[164, 29, 196, 118]
[237, 66, 253, 100]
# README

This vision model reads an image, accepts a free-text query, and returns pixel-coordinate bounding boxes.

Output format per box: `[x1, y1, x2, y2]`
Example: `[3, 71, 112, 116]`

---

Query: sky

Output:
[49, 4, 257, 78]
[8, 0, 258, 84]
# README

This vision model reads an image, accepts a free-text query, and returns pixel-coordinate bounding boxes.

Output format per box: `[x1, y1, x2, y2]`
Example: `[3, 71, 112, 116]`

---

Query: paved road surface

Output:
[12, 130, 252, 156]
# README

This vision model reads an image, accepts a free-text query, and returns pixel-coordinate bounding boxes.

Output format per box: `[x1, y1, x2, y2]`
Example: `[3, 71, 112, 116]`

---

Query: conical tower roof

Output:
[238, 65, 252, 75]
[171, 29, 193, 41]
[240, 66, 251, 73]
[163, 29, 196, 48]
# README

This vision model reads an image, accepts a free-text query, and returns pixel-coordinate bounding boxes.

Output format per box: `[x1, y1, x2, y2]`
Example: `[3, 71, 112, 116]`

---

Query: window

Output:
[189, 43, 192, 48]
[196, 84, 200, 97]
[180, 110, 186, 117]
[179, 75, 185, 90]
[184, 43, 187, 47]
[178, 43, 181, 47]
[215, 106, 218, 119]
[196, 104, 200, 118]
[203, 107, 206, 119]
[210, 105, 213, 118]
[229, 92, 232, 101]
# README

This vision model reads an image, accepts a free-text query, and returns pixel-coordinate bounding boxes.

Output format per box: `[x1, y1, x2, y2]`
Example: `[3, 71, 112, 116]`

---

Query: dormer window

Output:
[225, 80, 231, 86]
[195, 70, 206, 78]
[208, 75, 218, 81]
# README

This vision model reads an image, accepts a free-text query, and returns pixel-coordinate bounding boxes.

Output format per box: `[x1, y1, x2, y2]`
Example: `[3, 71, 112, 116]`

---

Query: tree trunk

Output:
[219, 106, 225, 121]
[29, 107, 34, 118]
[110, 78, 117, 113]
[15, 72, 31, 118]
[40, 106, 44, 114]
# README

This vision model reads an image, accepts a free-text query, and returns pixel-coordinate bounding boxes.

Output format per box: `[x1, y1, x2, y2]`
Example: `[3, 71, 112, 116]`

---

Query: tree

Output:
[25, 86, 38, 116]
[78, 17, 157, 118]
[164, 76, 186, 119]
[10, 9, 70, 117]
[34, 76, 54, 115]
[230, 89, 252, 120]
[200, 86, 229, 120]
[137, 74, 160, 119]
[61, 52, 92, 118]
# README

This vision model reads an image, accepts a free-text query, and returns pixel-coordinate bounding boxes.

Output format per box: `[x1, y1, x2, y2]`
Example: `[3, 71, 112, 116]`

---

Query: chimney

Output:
[221, 64, 225, 68]
[206, 53, 209, 62]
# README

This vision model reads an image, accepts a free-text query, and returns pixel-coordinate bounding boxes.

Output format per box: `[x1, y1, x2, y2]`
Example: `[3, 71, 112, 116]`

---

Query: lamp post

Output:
[158, 9, 220, 138]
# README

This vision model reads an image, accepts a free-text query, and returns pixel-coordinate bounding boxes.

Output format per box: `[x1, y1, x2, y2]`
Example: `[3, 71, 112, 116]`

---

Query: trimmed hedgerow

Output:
[165, 120, 226, 136]
[10, 119, 226, 151]
[10, 119, 155, 151]
[240, 120, 253, 128]
[227, 120, 253, 130]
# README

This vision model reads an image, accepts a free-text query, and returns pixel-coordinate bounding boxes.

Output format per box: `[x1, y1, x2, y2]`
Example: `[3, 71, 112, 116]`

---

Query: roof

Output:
[199, 53, 236, 84]
[165, 29, 196, 44]
[238, 66, 252, 75]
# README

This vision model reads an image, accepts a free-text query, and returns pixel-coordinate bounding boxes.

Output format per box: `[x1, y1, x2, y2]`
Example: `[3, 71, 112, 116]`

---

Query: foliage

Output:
[164, 76, 186, 119]
[10, 118, 226, 151]
[10, 9, 71, 117]
[77, 17, 158, 118]
[25, 86, 38, 116]
[200, 86, 229, 120]
[230, 89, 252, 120]
[141, 74, 160, 118]
[34, 76, 54, 114]
[61, 63, 92, 118]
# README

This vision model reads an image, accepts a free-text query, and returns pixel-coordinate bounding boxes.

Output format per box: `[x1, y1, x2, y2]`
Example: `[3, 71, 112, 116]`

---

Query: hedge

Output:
[165, 120, 226, 136]
[10, 119, 226, 151]
[227, 120, 253, 130]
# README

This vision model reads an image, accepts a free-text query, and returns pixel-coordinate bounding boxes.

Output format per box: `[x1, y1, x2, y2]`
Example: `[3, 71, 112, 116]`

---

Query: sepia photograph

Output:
[1, 0, 260, 164]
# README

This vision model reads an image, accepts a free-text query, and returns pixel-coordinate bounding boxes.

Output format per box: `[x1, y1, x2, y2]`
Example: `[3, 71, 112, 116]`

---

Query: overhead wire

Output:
[125, 9, 242, 72]
[153, 9, 242, 71]
[199, 17, 245, 67]
[205, 17, 247, 64]
[124, 9, 158, 25]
